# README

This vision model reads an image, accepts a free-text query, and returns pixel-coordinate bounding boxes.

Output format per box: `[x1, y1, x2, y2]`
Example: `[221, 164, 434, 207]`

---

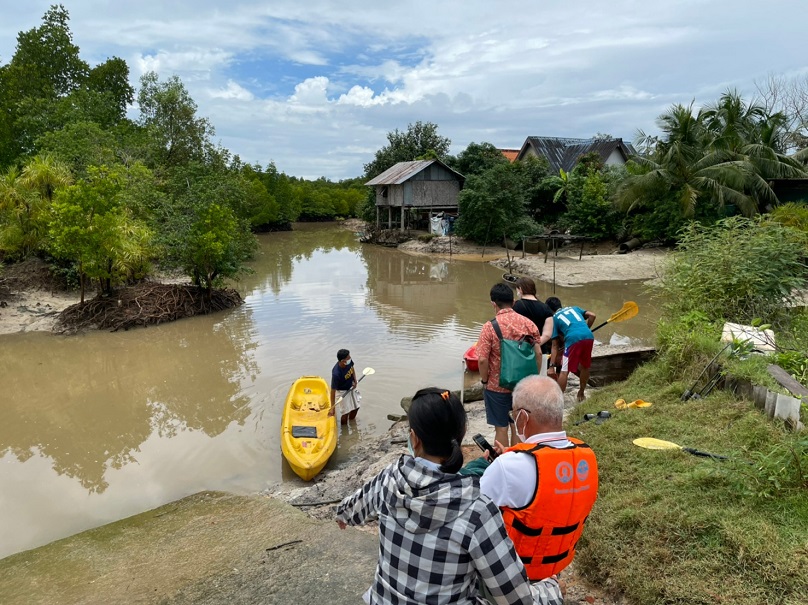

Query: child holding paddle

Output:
[545, 297, 596, 401]
[329, 349, 360, 424]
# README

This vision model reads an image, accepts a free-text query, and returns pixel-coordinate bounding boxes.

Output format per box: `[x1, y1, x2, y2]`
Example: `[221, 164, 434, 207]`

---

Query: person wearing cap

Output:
[330, 348, 359, 424]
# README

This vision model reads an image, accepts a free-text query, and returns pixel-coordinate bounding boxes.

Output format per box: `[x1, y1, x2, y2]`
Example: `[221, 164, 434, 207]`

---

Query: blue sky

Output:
[1, 1, 807, 180]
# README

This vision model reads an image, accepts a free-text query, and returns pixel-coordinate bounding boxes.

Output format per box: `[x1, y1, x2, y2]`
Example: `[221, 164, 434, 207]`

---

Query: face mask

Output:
[407, 432, 416, 457]
[515, 409, 528, 442]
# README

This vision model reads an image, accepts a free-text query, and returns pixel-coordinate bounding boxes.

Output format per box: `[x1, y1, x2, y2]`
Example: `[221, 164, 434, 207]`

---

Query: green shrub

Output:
[658, 217, 808, 325]
[768, 202, 808, 233]
[654, 311, 722, 380]
[559, 170, 621, 239]
[417, 233, 436, 243]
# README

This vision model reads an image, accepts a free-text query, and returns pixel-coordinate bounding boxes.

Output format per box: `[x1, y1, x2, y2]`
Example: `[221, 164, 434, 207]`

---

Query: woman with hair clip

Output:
[335, 388, 563, 605]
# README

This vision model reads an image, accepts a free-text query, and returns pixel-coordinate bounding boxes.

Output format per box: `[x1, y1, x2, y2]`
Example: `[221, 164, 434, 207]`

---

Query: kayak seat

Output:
[302, 401, 321, 412]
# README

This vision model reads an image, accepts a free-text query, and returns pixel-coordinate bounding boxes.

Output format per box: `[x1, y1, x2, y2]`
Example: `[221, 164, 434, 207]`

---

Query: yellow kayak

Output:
[281, 376, 337, 481]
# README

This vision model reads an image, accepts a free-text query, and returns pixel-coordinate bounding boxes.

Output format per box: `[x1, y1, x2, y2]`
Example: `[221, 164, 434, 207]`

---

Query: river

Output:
[0, 223, 659, 559]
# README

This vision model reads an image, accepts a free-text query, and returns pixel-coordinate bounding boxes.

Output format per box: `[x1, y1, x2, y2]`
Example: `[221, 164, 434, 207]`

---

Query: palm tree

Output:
[618, 96, 807, 219]
[545, 169, 572, 205]
[19, 153, 73, 202]
[0, 155, 73, 258]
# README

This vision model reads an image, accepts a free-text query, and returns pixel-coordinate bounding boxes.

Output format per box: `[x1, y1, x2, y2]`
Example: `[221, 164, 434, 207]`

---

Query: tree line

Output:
[0, 5, 364, 299]
[4, 5, 808, 299]
[360, 103, 808, 246]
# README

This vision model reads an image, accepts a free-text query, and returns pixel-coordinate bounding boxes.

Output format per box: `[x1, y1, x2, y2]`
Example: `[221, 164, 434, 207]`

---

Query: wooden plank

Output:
[588, 346, 656, 387]
[766, 364, 808, 398]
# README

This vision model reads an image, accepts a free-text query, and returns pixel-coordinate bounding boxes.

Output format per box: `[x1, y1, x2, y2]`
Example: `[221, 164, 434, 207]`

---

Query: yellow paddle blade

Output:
[633, 437, 682, 450]
[607, 301, 639, 324]
[616, 399, 653, 409]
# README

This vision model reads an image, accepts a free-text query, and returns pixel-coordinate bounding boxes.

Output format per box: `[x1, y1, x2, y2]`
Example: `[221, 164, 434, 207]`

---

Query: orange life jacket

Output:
[500, 438, 598, 580]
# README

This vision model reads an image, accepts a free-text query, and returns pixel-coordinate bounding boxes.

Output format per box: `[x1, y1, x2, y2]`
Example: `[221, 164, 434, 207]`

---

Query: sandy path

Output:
[495, 249, 667, 287]
[397, 234, 668, 286]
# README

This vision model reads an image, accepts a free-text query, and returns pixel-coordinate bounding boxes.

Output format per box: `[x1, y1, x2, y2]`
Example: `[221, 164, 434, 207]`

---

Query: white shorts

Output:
[338, 389, 361, 416]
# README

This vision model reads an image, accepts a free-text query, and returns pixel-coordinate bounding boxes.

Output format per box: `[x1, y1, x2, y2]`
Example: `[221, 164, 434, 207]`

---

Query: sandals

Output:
[615, 398, 653, 409]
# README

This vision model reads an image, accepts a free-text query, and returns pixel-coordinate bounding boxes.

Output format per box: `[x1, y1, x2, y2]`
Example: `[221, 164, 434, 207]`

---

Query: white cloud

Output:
[2, 0, 808, 179]
[288, 76, 331, 106]
[208, 80, 255, 101]
[134, 48, 233, 80]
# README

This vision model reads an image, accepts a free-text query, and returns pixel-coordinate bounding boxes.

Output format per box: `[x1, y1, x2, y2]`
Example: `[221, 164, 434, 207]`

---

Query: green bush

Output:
[559, 170, 621, 239]
[658, 217, 808, 325]
[768, 202, 808, 233]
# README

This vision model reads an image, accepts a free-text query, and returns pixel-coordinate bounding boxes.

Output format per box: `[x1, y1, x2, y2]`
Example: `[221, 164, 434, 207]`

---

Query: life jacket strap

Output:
[511, 518, 580, 537]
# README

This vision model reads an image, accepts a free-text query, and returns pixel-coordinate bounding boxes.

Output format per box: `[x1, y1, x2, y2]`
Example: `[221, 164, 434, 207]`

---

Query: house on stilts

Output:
[365, 160, 465, 232]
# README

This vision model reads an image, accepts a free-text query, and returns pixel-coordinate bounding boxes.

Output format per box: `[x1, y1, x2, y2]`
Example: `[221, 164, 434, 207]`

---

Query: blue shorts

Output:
[483, 389, 514, 428]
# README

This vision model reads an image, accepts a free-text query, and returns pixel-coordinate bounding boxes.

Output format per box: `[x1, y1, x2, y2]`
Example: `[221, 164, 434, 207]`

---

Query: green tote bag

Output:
[490, 318, 539, 390]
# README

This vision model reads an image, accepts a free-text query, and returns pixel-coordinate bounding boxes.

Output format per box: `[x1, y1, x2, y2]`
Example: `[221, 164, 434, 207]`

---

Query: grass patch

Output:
[723, 353, 783, 393]
[567, 361, 808, 604]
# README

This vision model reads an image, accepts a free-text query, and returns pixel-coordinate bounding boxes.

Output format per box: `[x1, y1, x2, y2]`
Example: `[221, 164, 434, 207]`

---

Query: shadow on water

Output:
[0, 223, 660, 558]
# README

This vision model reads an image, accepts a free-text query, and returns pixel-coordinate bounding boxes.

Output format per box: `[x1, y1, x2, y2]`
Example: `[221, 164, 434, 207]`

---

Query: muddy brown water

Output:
[0, 223, 660, 559]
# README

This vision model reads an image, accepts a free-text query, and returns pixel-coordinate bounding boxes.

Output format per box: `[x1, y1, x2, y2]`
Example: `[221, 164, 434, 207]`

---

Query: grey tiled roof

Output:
[517, 137, 636, 172]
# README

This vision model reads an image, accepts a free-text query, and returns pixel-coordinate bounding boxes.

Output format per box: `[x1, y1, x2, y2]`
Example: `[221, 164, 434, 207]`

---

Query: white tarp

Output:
[721, 322, 776, 352]
[430, 215, 444, 235]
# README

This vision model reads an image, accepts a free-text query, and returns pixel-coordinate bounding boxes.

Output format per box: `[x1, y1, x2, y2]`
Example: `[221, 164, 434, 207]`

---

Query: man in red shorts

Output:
[545, 297, 596, 401]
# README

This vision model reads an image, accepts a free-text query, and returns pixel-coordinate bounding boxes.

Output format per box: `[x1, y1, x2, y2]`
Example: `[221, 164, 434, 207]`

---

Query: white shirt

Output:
[479, 431, 572, 509]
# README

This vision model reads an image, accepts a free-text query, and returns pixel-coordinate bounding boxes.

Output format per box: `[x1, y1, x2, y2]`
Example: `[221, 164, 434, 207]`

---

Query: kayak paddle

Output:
[336, 367, 375, 404]
[632, 437, 728, 460]
[591, 301, 639, 332]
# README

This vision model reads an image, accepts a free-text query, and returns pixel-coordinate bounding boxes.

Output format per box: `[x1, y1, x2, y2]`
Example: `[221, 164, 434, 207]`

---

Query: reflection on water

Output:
[0, 223, 660, 558]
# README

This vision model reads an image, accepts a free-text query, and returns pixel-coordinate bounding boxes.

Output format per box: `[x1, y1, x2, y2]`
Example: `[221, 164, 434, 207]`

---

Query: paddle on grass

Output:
[633, 437, 728, 460]
[335, 367, 375, 405]
[591, 301, 639, 332]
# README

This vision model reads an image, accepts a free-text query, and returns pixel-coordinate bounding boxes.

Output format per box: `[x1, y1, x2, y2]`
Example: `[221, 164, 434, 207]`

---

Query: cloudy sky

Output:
[1, 1, 807, 180]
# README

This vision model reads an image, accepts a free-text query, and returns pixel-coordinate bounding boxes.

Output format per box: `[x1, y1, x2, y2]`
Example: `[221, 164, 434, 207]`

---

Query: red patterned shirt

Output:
[477, 308, 540, 393]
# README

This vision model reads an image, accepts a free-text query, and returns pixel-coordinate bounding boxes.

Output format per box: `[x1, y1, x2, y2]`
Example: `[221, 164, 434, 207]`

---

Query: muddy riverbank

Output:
[398, 234, 668, 287]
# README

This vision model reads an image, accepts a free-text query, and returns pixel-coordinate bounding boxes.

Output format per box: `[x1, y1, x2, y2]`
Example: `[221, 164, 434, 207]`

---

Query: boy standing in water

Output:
[330, 349, 360, 424]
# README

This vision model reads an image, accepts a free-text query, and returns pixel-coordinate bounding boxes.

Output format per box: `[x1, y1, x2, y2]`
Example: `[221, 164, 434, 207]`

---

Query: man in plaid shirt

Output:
[478, 283, 542, 448]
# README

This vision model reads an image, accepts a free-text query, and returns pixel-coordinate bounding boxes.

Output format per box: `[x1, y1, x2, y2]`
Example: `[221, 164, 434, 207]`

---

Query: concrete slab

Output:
[0, 492, 377, 605]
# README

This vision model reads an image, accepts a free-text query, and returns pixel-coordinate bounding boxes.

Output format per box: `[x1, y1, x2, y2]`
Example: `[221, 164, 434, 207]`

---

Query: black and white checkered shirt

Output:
[336, 455, 562, 605]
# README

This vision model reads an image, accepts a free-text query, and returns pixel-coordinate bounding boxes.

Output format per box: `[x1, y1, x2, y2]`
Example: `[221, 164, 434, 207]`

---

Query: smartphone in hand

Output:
[472, 433, 498, 460]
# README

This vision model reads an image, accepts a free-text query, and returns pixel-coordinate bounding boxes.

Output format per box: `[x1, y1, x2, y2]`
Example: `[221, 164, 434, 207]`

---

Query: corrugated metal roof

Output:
[365, 159, 465, 186]
[518, 137, 636, 172]
[365, 160, 434, 186]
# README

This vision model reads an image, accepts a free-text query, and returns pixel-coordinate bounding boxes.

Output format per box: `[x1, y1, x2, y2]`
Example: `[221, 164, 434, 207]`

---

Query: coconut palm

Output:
[0, 166, 44, 258]
[619, 96, 807, 219]
[544, 168, 572, 205]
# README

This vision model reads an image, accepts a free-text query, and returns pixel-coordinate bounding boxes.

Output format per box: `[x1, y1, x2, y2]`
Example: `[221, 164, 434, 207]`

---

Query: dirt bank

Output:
[494, 249, 667, 288]
[0, 259, 217, 336]
[0, 259, 79, 335]
[397, 233, 668, 286]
